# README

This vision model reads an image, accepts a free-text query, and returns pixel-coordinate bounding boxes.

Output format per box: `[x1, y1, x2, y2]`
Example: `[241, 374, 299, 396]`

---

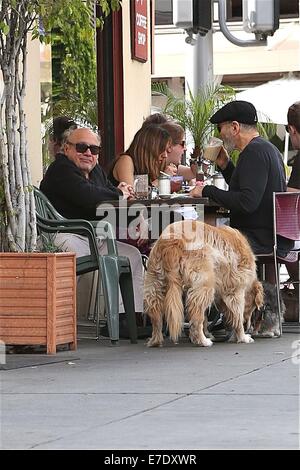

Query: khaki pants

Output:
[54, 233, 144, 313]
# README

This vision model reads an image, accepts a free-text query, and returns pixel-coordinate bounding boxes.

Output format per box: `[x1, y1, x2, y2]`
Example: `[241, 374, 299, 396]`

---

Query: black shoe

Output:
[211, 329, 233, 342]
[208, 312, 225, 332]
[208, 313, 233, 342]
[100, 317, 130, 338]
[101, 315, 152, 340]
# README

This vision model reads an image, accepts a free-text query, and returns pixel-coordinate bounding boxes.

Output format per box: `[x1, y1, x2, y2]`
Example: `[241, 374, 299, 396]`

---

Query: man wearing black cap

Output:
[191, 100, 292, 259]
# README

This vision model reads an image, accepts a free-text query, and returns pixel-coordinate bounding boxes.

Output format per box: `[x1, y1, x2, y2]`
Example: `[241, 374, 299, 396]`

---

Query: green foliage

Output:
[0, 1, 121, 36]
[152, 82, 235, 159]
[153, 81, 277, 166]
[50, 1, 95, 111]
[48, 0, 121, 127]
[38, 233, 65, 253]
[0, 0, 121, 251]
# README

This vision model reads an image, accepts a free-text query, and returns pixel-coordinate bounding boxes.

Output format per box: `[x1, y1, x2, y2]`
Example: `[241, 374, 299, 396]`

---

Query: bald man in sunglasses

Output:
[41, 127, 134, 217]
[40, 127, 144, 320]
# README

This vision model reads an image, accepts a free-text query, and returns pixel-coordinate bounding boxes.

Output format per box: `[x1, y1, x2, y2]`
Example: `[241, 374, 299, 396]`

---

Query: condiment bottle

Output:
[158, 175, 171, 196]
[196, 162, 204, 182]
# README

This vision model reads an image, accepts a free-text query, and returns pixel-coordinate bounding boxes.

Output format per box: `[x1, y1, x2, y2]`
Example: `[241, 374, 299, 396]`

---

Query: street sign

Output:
[131, 0, 148, 62]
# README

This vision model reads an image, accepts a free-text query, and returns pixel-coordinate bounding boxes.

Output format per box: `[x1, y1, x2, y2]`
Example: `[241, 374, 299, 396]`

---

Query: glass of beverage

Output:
[203, 137, 223, 162]
[133, 174, 149, 199]
[170, 176, 183, 193]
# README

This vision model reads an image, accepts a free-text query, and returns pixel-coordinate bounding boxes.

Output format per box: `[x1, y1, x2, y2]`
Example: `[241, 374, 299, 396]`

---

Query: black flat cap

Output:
[210, 100, 258, 125]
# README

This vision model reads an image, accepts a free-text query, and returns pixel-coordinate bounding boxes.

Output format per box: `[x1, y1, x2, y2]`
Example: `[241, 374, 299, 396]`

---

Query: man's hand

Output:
[118, 182, 135, 199]
[189, 181, 204, 197]
[215, 146, 230, 170]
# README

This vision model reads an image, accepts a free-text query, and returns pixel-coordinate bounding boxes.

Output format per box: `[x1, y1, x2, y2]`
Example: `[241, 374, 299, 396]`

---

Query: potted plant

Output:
[152, 81, 278, 169]
[0, 0, 121, 353]
[0, 0, 121, 252]
[0, 250, 77, 354]
[152, 81, 235, 161]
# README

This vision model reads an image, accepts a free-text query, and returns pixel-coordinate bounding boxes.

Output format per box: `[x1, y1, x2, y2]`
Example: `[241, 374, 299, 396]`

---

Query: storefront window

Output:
[155, 1, 299, 26]
[155, 0, 173, 25]
[226, 0, 299, 21]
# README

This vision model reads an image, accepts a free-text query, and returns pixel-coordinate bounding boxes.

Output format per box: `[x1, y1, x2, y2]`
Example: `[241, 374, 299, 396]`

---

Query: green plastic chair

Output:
[34, 187, 137, 344]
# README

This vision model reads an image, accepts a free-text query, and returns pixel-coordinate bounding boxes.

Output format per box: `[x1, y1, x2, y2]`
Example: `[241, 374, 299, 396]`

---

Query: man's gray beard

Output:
[223, 138, 236, 154]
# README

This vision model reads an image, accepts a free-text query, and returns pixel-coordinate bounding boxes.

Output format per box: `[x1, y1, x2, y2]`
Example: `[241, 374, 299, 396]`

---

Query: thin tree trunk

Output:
[0, 1, 37, 252]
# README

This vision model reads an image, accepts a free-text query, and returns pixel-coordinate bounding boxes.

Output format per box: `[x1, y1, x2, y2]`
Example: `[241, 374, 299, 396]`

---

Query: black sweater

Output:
[40, 154, 122, 220]
[203, 137, 289, 251]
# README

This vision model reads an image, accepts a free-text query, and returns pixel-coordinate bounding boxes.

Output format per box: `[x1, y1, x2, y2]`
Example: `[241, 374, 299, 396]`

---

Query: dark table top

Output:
[96, 196, 216, 209]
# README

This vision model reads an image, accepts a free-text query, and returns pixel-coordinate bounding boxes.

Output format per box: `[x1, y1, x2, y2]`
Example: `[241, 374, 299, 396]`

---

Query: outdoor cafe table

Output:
[96, 195, 228, 233]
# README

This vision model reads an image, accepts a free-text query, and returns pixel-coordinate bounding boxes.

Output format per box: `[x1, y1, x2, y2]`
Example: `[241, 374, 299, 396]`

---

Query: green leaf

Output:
[152, 81, 236, 159]
[0, 22, 9, 35]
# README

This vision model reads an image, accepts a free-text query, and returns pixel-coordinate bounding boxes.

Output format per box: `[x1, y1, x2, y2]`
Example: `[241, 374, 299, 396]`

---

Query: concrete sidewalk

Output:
[1, 332, 299, 450]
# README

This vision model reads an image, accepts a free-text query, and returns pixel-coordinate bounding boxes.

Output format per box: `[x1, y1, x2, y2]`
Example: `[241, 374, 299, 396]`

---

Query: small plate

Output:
[170, 193, 190, 198]
[158, 194, 171, 199]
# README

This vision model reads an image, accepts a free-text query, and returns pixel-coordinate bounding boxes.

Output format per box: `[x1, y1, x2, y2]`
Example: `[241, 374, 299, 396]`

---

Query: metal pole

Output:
[184, 27, 214, 160]
[185, 29, 214, 97]
[193, 29, 214, 94]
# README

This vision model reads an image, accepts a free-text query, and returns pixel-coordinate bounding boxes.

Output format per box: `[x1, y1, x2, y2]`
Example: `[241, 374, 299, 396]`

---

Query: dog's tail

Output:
[160, 239, 185, 342]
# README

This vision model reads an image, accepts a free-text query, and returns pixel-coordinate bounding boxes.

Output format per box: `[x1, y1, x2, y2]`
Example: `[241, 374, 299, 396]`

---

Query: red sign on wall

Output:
[131, 0, 148, 62]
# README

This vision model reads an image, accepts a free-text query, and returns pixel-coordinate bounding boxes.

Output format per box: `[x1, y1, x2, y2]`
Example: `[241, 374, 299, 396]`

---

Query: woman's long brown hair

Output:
[119, 124, 171, 182]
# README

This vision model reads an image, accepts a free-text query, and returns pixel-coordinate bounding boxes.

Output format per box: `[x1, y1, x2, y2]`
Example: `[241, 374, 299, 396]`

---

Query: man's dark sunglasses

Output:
[67, 141, 100, 155]
[216, 121, 232, 133]
[216, 124, 224, 133]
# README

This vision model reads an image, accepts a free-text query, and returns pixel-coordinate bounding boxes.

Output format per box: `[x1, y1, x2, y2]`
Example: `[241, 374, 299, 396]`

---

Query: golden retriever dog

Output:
[144, 220, 264, 347]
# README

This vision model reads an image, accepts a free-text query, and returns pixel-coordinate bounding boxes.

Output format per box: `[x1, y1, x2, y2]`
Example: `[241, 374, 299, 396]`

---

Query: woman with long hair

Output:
[160, 121, 196, 181]
[142, 114, 196, 181]
[109, 124, 171, 187]
[108, 124, 171, 256]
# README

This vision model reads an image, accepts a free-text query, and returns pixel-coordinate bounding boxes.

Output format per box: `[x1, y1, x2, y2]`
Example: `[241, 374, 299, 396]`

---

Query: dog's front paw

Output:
[258, 331, 276, 338]
[147, 336, 163, 348]
[238, 333, 254, 344]
[191, 336, 213, 347]
[202, 337, 213, 347]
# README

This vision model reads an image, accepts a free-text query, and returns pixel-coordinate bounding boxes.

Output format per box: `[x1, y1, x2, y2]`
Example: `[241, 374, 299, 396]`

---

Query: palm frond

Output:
[258, 121, 277, 140]
[152, 81, 235, 157]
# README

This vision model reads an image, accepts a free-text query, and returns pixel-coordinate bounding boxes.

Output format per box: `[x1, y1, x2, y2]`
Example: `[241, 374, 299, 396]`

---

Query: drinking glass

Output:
[203, 137, 223, 162]
[170, 176, 183, 193]
[134, 174, 149, 199]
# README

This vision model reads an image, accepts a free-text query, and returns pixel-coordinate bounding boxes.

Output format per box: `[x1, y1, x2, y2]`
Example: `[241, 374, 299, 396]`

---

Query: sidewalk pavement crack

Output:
[21, 354, 300, 449]
[190, 354, 298, 394]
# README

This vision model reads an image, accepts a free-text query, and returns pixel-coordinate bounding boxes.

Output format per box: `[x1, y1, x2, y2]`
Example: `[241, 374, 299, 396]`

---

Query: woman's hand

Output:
[118, 182, 135, 199]
[164, 163, 178, 176]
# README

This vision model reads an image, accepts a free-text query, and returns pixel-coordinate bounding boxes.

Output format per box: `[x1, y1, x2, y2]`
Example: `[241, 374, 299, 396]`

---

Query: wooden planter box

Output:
[0, 252, 77, 354]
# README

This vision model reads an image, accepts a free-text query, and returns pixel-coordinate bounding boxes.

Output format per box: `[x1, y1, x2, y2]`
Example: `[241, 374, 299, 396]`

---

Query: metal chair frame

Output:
[34, 187, 137, 344]
[256, 191, 300, 335]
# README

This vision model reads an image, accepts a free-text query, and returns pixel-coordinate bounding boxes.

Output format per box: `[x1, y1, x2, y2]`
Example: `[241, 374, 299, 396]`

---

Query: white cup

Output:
[203, 137, 223, 162]
[212, 173, 228, 190]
